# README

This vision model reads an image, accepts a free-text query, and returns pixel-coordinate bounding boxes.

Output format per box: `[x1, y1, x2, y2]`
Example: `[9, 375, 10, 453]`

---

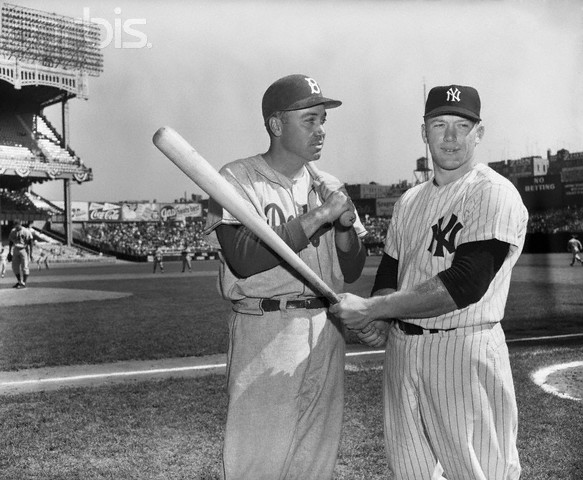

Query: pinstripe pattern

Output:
[382, 163, 526, 479]
[385, 163, 528, 330]
[384, 323, 521, 480]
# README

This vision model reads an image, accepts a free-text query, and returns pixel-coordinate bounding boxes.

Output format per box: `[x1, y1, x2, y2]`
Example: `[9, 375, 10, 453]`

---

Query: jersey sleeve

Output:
[383, 196, 403, 259]
[203, 161, 267, 248]
[459, 182, 527, 248]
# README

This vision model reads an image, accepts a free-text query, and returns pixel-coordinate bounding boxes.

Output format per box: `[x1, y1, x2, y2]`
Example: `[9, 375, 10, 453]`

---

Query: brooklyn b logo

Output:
[447, 87, 461, 102]
[305, 77, 321, 94]
[428, 214, 463, 257]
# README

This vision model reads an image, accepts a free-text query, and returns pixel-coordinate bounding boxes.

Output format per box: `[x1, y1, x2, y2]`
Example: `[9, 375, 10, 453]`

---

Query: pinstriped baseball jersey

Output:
[205, 154, 367, 301]
[384, 163, 528, 329]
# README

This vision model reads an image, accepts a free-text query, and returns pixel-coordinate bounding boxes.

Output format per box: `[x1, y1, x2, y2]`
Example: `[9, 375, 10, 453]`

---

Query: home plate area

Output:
[532, 361, 583, 402]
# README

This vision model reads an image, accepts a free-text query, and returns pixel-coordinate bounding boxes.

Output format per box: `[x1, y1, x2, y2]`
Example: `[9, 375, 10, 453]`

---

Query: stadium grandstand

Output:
[0, 3, 102, 255]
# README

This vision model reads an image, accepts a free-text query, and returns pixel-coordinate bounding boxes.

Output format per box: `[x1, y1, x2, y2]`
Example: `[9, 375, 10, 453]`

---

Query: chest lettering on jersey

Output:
[265, 204, 287, 226]
[428, 214, 463, 257]
[264, 203, 306, 226]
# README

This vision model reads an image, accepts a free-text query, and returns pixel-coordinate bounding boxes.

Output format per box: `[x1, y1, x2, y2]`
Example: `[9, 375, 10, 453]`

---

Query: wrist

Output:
[314, 205, 334, 226]
[369, 295, 389, 321]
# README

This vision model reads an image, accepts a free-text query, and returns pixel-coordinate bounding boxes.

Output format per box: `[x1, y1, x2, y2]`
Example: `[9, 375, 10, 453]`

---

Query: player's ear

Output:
[268, 117, 283, 137]
[475, 124, 485, 144]
[421, 123, 428, 144]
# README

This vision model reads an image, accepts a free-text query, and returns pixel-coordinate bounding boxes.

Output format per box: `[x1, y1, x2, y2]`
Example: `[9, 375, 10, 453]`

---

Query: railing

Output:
[0, 56, 88, 99]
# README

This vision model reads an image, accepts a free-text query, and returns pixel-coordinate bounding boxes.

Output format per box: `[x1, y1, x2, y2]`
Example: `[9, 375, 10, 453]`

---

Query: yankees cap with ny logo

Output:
[424, 85, 481, 122]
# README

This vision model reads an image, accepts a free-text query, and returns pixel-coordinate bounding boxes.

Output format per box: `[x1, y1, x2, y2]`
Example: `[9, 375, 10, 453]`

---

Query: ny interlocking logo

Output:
[428, 214, 463, 257]
[447, 87, 461, 102]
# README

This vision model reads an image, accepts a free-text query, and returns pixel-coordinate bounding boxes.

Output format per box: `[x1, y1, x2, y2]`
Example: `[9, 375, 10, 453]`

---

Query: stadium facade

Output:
[0, 3, 102, 245]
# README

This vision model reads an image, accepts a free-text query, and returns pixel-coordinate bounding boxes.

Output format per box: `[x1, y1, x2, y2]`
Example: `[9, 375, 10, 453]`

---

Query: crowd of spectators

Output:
[76, 217, 390, 258]
[0, 189, 46, 214]
[79, 220, 214, 257]
[527, 206, 583, 234]
[56, 206, 583, 260]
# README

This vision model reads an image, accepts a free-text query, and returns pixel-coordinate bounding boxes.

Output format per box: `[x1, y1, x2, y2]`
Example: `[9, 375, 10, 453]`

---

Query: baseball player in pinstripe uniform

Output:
[331, 85, 528, 479]
[204, 74, 367, 480]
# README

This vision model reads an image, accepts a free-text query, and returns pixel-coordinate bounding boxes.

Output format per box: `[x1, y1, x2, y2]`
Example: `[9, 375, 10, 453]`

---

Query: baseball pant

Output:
[222, 303, 345, 480]
[383, 322, 521, 480]
[11, 247, 30, 276]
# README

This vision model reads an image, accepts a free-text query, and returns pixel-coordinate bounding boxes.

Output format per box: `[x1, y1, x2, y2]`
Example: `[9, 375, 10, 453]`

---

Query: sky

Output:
[11, 0, 583, 203]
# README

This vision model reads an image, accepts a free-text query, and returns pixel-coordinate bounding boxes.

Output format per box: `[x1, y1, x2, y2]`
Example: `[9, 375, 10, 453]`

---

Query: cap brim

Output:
[285, 96, 342, 112]
[424, 106, 481, 122]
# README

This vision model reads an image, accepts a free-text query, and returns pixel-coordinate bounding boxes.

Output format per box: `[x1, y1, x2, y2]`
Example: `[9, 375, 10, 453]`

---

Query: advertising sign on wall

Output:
[516, 175, 563, 210]
[121, 203, 160, 222]
[158, 203, 203, 221]
[88, 202, 122, 221]
[52, 201, 89, 221]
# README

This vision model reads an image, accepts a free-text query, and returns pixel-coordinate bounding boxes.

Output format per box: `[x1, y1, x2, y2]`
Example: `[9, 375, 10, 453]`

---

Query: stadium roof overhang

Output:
[0, 174, 49, 190]
[0, 79, 75, 111]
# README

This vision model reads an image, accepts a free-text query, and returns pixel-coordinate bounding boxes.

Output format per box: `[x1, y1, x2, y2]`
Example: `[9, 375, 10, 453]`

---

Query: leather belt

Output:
[397, 319, 455, 335]
[260, 297, 330, 312]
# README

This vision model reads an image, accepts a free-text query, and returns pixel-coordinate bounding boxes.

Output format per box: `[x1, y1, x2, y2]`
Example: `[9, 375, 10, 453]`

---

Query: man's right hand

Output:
[321, 190, 353, 224]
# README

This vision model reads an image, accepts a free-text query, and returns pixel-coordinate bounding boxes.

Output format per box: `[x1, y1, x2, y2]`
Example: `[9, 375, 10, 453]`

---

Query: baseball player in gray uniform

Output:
[7, 219, 34, 289]
[331, 85, 528, 480]
[567, 234, 582, 266]
[204, 74, 367, 480]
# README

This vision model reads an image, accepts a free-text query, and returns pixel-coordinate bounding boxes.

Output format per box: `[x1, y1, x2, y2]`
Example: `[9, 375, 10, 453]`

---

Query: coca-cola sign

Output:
[89, 202, 121, 221]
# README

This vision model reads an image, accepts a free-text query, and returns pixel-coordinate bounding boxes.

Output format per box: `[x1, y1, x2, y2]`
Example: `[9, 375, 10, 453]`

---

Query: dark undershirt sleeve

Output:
[371, 253, 398, 295]
[336, 235, 367, 284]
[215, 219, 310, 278]
[438, 239, 510, 309]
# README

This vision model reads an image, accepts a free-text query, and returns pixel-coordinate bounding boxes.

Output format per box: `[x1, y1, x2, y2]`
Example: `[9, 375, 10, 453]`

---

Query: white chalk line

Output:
[0, 333, 580, 389]
[0, 364, 227, 388]
[531, 361, 583, 402]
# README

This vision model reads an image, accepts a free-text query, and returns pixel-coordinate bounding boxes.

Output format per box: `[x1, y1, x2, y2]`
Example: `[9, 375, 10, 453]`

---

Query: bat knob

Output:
[339, 211, 356, 228]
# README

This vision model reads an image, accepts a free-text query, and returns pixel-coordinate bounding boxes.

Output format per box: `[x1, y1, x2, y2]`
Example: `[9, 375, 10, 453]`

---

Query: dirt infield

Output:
[0, 287, 132, 306]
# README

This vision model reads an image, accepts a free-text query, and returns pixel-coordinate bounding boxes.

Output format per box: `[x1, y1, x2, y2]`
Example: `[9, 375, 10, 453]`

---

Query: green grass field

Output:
[1, 254, 582, 479]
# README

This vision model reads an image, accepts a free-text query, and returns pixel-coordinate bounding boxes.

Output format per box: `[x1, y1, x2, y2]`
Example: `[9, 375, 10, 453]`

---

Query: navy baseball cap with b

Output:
[424, 85, 481, 122]
[262, 74, 342, 121]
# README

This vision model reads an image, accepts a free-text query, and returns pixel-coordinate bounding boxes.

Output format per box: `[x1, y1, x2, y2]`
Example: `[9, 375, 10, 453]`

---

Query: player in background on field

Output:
[331, 85, 527, 480]
[180, 244, 192, 272]
[204, 74, 367, 480]
[0, 244, 8, 278]
[567, 234, 583, 266]
[36, 247, 50, 270]
[7, 219, 34, 288]
[152, 245, 165, 273]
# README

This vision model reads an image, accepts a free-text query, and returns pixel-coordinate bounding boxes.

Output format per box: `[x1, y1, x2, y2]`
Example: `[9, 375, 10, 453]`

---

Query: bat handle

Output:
[306, 163, 356, 228]
[324, 290, 341, 305]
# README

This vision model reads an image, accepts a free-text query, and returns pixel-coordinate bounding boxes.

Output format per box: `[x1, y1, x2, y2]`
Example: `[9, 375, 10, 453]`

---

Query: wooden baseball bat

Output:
[152, 126, 340, 304]
[305, 162, 356, 227]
